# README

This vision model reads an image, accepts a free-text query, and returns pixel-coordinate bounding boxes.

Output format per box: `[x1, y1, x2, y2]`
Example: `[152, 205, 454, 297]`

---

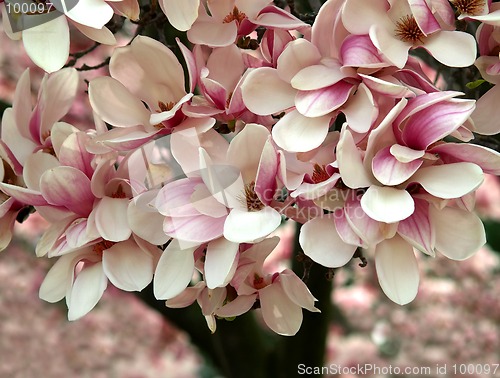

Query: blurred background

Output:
[1, 16, 500, 378]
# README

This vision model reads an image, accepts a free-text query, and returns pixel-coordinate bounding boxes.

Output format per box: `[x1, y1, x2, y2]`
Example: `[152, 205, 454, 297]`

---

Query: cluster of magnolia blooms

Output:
[1, 0, 500, 336]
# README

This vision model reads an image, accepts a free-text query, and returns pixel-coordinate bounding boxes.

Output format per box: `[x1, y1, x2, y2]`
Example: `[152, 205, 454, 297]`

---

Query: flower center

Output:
[223, 6, 247, 24]
[394, 15, 425, 44]
[311, 164, 330, 184]
[253, 273, 267, 290]
[111, 184, 127, 199]
[92, 240, 116, 257]
[242, 181, 265, 212]
[451, 0, 484, 15]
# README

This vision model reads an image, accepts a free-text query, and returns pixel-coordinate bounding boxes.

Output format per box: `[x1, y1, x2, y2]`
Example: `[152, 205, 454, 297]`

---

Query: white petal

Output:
[128, 191, 170, 245]
[223, 207, 282, 243]
[153, 240, 196, 299]
[430, 206, 486, 260]
[272, 109, 331, 152]
[336, 129, 373, 188]
[299, 217, 357, 268]
[361, 186, 414, 223]
[375, 235, 419, 305]
[22, 17, 70, 73]
[95, 197, 132, 242]
[205, 238, 239, 289]
[241, 67, 296, 115]
[411, 162, 484, 199]
[103, 239, 154, 291]
[39, 252, 81, 302]
[423, 31, 477, 68]
[68, 262, 107, 320]
[259, 282, 303, 336]
[279, 270, 320, 313]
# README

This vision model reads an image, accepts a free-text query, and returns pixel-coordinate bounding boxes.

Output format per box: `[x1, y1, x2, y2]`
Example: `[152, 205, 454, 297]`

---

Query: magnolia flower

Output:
[39, 235, 159, 320]
[88, 36, 197, 149]
[342, 0, 477, 68]
[0, 67, 78, 173]
[183, 0, 306, 47]
[231, 237, 320, 336]
[1, 0, 117, 72]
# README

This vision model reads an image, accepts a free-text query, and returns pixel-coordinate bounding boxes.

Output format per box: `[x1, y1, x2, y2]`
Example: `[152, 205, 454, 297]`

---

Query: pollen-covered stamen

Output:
[154, 101, 176, 129]
[253, 273, 267, 290]
[395, 15, 425, 44]
[92, 240, 116, 257]
[241, 181, 265, 212]
[311, 164, 330, 184]
[112, 184, 127, 199]
[158, 101, 175, 112]
[223, 6, 247, 24]
[451, 0, 484, 15]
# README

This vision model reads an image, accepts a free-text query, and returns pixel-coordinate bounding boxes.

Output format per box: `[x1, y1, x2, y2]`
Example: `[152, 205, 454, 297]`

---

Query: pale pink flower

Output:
[39, 235, 159, 320]
[231, 237, 320, 336]
[1, 0, 117, 72]
[88, 36, 198, 150]
[342, 0, 477, 68]
[0, 67, 79, 174]
[184, 0, 306, 47]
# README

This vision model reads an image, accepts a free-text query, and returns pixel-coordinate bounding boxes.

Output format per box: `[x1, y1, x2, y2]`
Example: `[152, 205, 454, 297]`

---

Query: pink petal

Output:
[340, 35, 386, 68]
[58, 132, 94, 178]
[0, 183, 48, 206]
[370, 24, 411, 68]
[372, 146, 423, 186]
[295, 81, 354, 118]
[255, 139, 278, 205]
[291, 62, 346, 91]
[402, 99, 475, 150]
[40, 166, 94, 216]
[408, 0, 441, 35]
[430, 143, 500, 175]
[397, 198, 435, 255]
[163, 213, 225, 243]
[253, 5, 306, 29]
